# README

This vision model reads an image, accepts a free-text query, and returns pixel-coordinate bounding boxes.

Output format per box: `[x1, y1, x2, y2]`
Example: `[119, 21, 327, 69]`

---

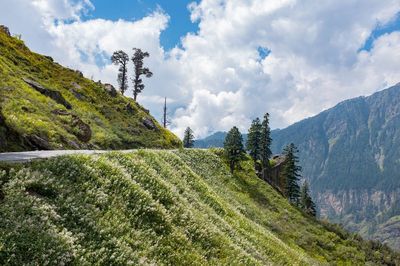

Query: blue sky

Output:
[85, 0, 199, 50]
[361, 12, 400, 51]
[2, 0, 399, 137]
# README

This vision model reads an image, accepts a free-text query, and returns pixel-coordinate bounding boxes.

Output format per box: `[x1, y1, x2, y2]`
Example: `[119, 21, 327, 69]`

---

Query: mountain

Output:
[1, 149, 399, 264]
[0, 26, 180, 152]
[194, 84, 400, 250]
[194, 131, 227, 148]
[194, 131, 247, 148]
[270, 83, 400, 250]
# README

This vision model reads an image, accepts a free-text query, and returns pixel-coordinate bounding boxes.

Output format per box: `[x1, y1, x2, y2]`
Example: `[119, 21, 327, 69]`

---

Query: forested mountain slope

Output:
[271, 83, 400, 250]
[0, 149, 398, 265]
[0, 26, 180, 151]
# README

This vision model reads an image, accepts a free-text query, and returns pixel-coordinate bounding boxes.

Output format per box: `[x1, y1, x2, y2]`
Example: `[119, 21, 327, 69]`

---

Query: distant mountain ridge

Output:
[195, 83, 400, 250]
[271, 83, 400, 250]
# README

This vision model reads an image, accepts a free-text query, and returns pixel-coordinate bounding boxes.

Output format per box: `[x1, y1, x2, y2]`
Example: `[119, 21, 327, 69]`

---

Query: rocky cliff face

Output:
[271, 83, 400, 249]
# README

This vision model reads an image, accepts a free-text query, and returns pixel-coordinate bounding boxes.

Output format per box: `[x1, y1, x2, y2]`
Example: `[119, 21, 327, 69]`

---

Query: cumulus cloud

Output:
[171, 0, 400, 135]
[1, 0, 400, 138]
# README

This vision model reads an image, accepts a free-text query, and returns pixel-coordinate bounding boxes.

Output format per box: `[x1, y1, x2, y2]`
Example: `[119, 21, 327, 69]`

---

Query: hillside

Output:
[270, 83, 400, 250]
[0, 149, 399, 265]
[194, 131, 229, 148]
[0, 26, 180, 151]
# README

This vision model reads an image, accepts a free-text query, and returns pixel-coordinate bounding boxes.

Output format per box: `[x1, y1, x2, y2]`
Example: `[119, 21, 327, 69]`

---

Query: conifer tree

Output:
[224, 126, 245, 174]
[131, 48, 153, 101]
[300, 181, 317, 216]
[111, 50, 129, 95]
[246, 118, 262, 169]
[162, 97, 170, 128]
[183, 127, 195, 148]
[282, 143, 301, 204]
[260, 113, 272, 179]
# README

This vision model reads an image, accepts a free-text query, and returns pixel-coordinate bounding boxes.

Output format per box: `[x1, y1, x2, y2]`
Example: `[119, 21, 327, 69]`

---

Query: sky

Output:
[1, 0, 400, 138]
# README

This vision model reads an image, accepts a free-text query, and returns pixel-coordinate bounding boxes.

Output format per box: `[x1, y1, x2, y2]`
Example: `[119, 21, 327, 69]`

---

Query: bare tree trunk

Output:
[163, 97, 167, 128]
[230, 161, 235, 174]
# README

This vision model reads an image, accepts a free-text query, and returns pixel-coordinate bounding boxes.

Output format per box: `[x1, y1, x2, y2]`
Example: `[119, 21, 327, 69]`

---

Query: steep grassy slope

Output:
[0, 149, 398, 265]
[0, 27, 180, 151]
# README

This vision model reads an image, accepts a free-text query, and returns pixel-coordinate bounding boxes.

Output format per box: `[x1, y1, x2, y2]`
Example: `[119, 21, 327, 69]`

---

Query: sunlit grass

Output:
[0, 149, 398, 265]
[0, 30, 181, 151]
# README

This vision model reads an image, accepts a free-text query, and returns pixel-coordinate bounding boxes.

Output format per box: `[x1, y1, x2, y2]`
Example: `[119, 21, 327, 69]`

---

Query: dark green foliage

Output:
[224, 126, 245, 173]
[282, 143, 301, 204]
[183, 127, 195, 148]
[111, 50, 129, 95]
[300, 181, 316, 216]
[260, 113, 272, 178]
[131, 48, 153, 101]
[246, 118, 262, 167]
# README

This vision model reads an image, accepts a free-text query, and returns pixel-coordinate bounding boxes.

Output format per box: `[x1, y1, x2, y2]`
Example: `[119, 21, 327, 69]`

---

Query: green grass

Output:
[0, 149, 398, 265]
[0, 28, 181, 151]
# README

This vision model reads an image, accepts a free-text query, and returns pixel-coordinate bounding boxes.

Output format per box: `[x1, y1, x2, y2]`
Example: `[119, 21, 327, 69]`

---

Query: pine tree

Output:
[111, 50, 129, 95]
[224, 126, 245, 174]
[131, 48, 153, 101]
[282, 143, 301, 204]
[183, 127, 195, 148]
[260, 113, 272, 179]
[246, 118, 262, 169]
[300, 181, 317, 216]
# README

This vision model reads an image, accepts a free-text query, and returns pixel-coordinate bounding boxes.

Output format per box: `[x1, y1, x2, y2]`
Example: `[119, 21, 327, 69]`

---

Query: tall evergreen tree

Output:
[300, 181, 317, 216]
[111, 50, 129, 95]
[224, 126, 245, 174]
[282, 143, 301, 204]
[131, 48, 153, 101]
[183, 127, 195, 148]
[246, 118, 262, 169]
[260, 113, 272, 179]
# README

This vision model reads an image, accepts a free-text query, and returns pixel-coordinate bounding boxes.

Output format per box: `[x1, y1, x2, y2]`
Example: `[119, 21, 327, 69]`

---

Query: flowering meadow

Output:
[0, 149, 398, 265]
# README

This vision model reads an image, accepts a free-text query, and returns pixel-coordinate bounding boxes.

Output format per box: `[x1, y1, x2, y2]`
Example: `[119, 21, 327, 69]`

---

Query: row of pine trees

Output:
[183, 113, 316, 217]
[223, 115, 316, 216]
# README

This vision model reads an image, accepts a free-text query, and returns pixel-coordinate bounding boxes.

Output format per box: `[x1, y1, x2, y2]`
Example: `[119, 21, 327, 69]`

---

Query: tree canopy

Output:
[300, 181, 317, 216]
[260, 113, 272, 178]
[131, 48, 153, 101]
[282, 143, 301, 204]
[111, 50, 129, 95]
[224, 126, 245, 173]
[246, 117, 262, 167]
[183, 127, 195, 148]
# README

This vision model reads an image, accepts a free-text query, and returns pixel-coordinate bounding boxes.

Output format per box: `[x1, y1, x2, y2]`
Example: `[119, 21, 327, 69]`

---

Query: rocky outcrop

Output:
[125, 103, 135, 114]
[51, 110, 92, 143]
[0, 108, 25, 152]
[317, 188, 400, 249]
[75, 70, 83, 77]
[317, 189, 400, 218]
[23, 78, 72, 109]
[51, 109, 70, 116]
[0, 25, 10, 36]
[26, 135, 52, 150]
[104, 84, 117, 97]
[70, 89, 86, 101]
[142, 118, 157, 130]
[71, 115, 91, 142]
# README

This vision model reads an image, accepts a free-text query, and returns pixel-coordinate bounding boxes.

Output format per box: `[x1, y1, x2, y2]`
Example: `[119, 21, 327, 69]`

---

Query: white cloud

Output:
[1, 0, 400, 139]
[170, 0, 400, 135]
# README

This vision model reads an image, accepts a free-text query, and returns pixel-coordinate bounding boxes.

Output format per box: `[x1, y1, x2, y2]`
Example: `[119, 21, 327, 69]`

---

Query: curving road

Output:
[0, 150, 136, 163]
